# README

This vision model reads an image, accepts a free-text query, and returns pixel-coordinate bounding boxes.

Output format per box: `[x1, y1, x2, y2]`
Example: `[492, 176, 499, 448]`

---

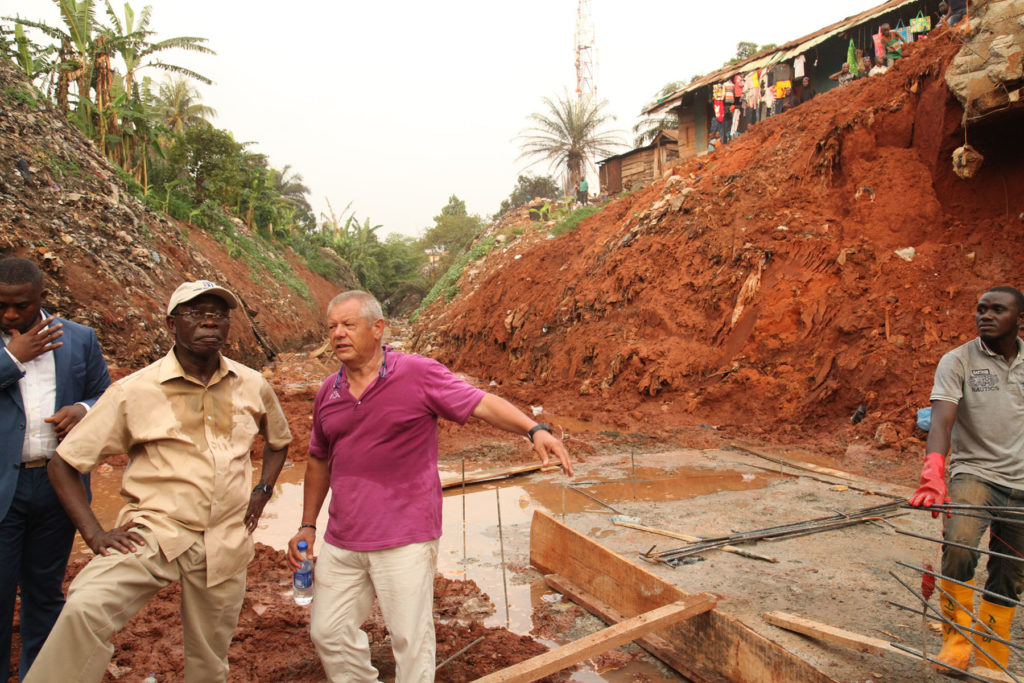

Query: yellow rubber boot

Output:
[969, 599, 1015, 682]
[936, 579, 975, 672]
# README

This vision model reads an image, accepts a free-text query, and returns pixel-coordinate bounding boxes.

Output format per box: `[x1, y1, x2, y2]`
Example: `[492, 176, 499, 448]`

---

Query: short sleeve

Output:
[259, 379, 293, 450]
[419, 358, 485, 425]
[308, 375, 334, 459]
[57, 382, 131, 473]
[930, 351, 964, 405]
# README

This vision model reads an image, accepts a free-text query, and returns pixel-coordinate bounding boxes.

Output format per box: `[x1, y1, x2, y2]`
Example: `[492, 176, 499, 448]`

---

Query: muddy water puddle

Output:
[79, 460, 773, 681]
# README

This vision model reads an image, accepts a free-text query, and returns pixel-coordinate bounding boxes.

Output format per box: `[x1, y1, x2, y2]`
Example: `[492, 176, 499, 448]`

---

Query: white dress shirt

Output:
[2, 312, 59, 463]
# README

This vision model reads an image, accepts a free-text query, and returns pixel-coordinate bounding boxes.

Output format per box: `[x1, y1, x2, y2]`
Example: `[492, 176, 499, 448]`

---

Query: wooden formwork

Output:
[529, 509, 838, 683]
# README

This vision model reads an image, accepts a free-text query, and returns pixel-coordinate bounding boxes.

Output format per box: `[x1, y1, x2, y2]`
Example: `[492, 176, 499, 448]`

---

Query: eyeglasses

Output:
[173, 310, 230, 324]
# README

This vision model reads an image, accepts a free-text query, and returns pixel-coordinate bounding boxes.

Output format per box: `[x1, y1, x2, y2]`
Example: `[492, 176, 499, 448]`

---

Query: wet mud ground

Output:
[10, 351, 1023, 681]
[49, 443, 1023, 682]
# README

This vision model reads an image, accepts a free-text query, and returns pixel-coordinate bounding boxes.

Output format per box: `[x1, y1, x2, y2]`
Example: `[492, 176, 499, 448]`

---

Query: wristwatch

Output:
[252, 483, 272, 497]
[528, 424, 552, 443]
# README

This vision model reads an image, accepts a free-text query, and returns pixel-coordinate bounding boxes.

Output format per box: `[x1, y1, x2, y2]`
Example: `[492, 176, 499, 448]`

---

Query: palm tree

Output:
[517, 90, 623, 194]
[632, 80, 684, 147]
[7, 0, 106, 113]
[151, 75, 216, 135]
[271, 165, 313, 215]
[102, 0, 214, 98]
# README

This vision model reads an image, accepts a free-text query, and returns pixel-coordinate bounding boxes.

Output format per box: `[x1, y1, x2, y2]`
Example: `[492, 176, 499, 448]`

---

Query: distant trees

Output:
[723, 40, 778, 66]
[496, 173, 560, 216]
[421, 194, 484, 271]
[0, 3, 436, 314]
[517, 91, 623, 194]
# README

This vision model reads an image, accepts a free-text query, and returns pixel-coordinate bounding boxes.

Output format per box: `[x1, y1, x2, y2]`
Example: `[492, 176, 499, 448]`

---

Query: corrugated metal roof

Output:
[643, 0, 919, 115]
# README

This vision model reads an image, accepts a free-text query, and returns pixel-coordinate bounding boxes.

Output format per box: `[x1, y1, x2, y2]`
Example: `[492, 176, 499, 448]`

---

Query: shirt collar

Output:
[335, 345, 393, 390]
[158, 347, 234, 386]
[977, 336, 1024, 362]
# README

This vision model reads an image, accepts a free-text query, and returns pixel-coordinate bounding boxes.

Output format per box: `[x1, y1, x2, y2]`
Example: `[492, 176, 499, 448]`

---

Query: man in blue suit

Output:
[0, 257, 110, 680]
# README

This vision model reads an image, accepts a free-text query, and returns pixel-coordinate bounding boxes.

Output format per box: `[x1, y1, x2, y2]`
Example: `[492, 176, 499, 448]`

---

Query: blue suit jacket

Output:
[0, 312, 110, 520]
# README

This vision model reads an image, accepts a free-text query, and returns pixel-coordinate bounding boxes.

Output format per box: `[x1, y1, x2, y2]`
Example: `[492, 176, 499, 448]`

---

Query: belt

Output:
[21, 459, 50, 469]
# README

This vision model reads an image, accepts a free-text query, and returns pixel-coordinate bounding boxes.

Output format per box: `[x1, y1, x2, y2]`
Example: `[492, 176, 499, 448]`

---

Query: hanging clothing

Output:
[793, 54, 806, 79]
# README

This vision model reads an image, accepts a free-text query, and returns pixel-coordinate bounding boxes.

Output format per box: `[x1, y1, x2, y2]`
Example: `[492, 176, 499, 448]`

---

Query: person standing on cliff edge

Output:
[909, 285, 1024, 681]
[288, 289, 573, 682]
[25, 280, 292, 683]
[0, 256, 110, 680]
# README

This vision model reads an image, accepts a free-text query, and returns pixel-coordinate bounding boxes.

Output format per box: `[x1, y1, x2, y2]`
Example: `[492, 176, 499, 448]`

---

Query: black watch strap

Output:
[528, 423, 551, 443]
[252, 483, 272, 496]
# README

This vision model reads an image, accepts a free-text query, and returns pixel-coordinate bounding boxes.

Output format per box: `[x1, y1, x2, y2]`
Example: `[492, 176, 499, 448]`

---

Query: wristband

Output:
[528, 423, 552, 443]
[299, 523, 316, 531]
[252, 483, 272, 497]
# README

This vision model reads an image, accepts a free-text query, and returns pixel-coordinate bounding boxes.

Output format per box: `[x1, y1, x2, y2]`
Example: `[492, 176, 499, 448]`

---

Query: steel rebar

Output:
[889, 571, 1021, 681]
[887, 600, 1024, 653]
[567, 485, 623, 515]
[495, 487, 510, 630]
[894, 561, 1024, 609]
[437, 636, 485, 670]
[887, 642, 992, 682]
[900, 503, 1024, 526]
[890, 526, 1024, 564]
[648, 501, 903, 562]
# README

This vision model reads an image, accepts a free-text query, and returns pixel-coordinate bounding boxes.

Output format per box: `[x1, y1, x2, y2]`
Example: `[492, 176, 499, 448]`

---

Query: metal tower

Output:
[574, 0, 595, 104]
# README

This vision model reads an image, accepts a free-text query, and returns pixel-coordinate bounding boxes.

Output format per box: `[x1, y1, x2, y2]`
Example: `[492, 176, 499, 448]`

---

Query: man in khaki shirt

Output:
[25, 281, 292, 683]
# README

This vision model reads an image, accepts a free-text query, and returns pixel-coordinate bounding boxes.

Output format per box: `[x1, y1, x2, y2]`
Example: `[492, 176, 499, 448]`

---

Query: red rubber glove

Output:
[908, 452, 949, 518]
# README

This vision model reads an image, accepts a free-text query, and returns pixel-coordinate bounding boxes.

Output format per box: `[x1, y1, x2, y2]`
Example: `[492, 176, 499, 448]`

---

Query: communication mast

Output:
[574, 0, 595, 105]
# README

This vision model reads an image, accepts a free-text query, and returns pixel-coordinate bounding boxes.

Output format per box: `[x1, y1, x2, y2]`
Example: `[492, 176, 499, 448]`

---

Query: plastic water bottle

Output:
[142, 675, 157, 683]
[293, 541, 313, 605]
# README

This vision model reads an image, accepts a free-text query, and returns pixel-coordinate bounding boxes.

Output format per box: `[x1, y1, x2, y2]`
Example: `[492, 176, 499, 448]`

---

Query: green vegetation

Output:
[1, 4, 431, 313]
[4, 7, 614, 318]
[496, 173, 560, 217]
[551, 205, 599, 237]
[420, 195, 484, 274]
[412, 236, 496, 322]
[3, 84, 39, 107]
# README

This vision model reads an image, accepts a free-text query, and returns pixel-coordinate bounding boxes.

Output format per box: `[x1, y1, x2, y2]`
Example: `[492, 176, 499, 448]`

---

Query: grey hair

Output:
[328, 290, 384, 324]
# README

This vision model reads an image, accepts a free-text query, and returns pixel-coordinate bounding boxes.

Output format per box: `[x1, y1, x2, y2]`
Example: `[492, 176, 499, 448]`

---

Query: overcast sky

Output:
[8, 0, 874, 238]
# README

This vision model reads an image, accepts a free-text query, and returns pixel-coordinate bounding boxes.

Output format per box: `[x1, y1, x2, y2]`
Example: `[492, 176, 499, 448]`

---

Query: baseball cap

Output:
[166, 280, 240, 315]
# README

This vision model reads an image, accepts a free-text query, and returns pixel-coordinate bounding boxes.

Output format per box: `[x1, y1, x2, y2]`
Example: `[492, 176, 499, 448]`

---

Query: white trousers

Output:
[310, 539, 438, 683]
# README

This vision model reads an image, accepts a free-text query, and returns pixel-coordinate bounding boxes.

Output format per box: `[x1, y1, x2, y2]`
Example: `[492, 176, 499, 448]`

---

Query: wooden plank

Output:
[438, 463, 559, 489]
[545, 574, 727, 683]
[476, 595, 716, 683]
[530, 509, 838, 683]
[610, 517, 777, 563]
[763, 612, 917, 660]
[729, 443, 860, 480]
[727, 443, 911, 498]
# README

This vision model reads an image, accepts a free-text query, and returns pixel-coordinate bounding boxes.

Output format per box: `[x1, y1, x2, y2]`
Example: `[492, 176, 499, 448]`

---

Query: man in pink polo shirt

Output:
[288, 290, 572, 682]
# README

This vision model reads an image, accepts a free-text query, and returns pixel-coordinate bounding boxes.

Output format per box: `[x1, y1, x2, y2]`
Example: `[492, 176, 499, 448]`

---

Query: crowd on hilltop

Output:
[708, 0, 967, 153]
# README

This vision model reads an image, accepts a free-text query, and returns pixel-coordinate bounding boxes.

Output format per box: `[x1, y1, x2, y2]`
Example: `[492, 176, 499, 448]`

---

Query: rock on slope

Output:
[414, 28, 1024, 460]
[0, 56, 350, 369]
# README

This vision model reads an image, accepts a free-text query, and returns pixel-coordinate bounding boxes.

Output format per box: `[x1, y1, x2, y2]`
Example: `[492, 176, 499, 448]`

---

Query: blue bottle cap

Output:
[298, 540, 308, 551]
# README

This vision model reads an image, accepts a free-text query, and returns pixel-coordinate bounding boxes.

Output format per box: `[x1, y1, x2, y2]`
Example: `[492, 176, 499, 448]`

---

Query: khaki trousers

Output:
[24, 525, 246, 683]
[310, 539, 438, 683]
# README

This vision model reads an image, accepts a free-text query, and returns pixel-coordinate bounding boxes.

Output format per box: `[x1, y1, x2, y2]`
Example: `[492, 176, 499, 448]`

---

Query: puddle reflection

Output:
[78, 458, 767, 681]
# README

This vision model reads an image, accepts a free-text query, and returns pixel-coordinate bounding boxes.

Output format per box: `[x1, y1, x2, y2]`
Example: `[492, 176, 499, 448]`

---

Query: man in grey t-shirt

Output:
[909, 286, 1024, 679]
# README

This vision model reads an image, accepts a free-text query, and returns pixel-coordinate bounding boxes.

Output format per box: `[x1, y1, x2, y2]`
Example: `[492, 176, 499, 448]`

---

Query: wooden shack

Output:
[598, 129, 679, 194]
[640, 0, 941, 162]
